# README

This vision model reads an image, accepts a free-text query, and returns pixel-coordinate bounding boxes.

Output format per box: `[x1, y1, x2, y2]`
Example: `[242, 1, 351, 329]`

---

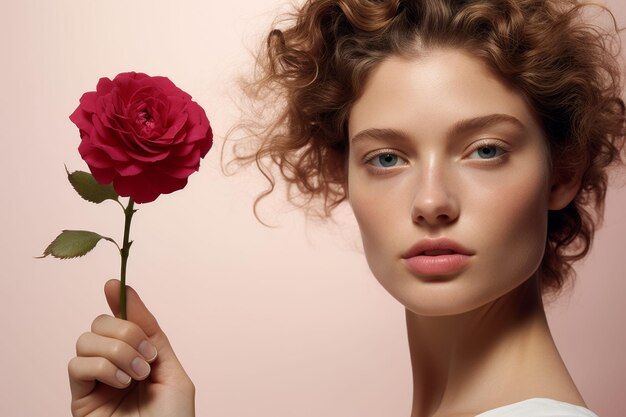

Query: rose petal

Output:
[69, 108, 94, 134]
[113, 168, 187, 203]
[113, 73, 141, 103]
[198, 123, 213, 156]
[165, 96, 187, 119]
[95, 77, 114, 95]
[134, 137, 167, 154]
[92, 113, 116, 144]
[103, 99, 130, 126]
[184, 148, 203, 166]
[162, 111, 188, 141]
[125, 146, 171, 162]
[169, 142, 193, 157]
[77, 91, 98, 114]
[156, 163, 198, 179]
[150, 76, 192, 100]
[79, 142, 117, 170]
[115, 162, 144, 176]
[93, 141, 135, 162]
[90, 114, 122, 147]
[184, 104, 212, 145]
[88, 165, 117, 185]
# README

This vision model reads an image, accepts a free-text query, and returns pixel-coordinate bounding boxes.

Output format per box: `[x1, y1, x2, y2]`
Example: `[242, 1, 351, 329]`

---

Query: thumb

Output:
[104, 278, 168, 342]
[103, 279, 189, 382]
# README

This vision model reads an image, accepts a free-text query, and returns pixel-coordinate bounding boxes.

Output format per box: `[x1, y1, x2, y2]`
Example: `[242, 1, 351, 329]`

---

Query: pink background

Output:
[1, 1, 624, 416]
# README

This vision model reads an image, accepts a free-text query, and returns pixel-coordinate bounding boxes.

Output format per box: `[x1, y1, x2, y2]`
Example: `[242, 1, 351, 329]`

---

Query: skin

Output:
[346, 48, 586, 417]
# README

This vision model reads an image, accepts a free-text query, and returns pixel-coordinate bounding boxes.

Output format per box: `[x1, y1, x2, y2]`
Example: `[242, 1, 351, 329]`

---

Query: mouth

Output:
[401, 238, 474, 276]
[420, 249, 457, 256]
[401, 237, 474, 259]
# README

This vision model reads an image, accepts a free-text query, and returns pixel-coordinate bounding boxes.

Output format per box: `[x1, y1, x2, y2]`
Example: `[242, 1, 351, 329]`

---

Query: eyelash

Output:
[363, 139, 510, 173]
[362, 151, 405, 173]
[465, 139, 510, 164]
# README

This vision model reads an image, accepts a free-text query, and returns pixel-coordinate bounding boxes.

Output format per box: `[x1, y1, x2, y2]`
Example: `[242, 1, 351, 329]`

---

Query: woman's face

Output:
[346, 49, 554, 316]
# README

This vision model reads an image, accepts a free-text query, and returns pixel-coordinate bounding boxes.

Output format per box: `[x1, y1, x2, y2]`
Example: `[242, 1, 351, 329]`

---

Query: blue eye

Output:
[468, 143, 507, 160]
[367, 152, 405, 169]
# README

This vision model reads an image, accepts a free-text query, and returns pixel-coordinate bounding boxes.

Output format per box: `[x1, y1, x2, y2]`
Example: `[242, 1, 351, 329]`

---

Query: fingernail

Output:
[132, 357, 150, 377]
[116, 369, 131, 385]
[138, 340, 157, 362]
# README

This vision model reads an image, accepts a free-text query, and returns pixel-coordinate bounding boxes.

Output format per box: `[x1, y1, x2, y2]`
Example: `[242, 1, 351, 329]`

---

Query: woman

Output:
[67, 0, 625, 416]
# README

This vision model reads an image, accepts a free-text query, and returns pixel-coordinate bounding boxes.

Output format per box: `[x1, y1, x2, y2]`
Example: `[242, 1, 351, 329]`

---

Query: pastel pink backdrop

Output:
[1, 1, 624, 416]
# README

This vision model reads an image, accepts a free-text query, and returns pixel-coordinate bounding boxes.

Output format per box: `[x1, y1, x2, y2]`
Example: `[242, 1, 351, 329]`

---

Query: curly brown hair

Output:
[222, 0, 626, 301]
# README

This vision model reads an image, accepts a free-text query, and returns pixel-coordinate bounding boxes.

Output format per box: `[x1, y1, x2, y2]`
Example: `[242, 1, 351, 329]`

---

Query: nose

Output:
[411, 162, 460, 226]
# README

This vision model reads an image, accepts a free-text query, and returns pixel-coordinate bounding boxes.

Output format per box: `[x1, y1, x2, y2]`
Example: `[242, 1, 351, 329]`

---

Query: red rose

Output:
[69, 71, 213, 203]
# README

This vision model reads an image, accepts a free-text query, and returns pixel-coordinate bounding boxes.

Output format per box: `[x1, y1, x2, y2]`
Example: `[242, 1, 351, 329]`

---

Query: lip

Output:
[402, 254, 471, 275]
[401, 237, 474, 276]
[401, 237, 475, 259]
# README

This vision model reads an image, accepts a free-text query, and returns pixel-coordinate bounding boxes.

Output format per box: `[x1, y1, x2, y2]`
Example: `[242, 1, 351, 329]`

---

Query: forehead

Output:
[348, 48, 544, 143]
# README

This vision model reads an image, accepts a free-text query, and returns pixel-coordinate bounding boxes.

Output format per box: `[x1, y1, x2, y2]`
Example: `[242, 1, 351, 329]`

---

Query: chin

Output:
[375, 268, 535, 318]
[402, 293, 490, 317]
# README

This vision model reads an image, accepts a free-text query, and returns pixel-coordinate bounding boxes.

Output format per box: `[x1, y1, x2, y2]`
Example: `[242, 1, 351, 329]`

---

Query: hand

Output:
[68, 279, 195, 417]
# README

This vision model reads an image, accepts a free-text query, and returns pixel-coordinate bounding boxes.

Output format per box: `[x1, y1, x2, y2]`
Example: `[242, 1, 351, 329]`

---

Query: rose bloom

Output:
[69, 71, 213, 203]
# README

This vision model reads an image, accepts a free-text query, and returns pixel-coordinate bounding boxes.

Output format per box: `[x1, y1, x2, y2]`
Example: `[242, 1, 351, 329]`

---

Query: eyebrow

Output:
[349, 113, 526, 145]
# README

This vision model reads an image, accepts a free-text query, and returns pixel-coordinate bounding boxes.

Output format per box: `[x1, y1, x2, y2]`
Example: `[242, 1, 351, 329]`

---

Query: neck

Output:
[406, 276, 584, 417]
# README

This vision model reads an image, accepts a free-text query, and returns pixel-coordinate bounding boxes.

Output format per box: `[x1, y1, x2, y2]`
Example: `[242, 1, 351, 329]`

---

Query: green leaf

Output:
[36, 230, 119, 259]
[65, 165, 119, 204]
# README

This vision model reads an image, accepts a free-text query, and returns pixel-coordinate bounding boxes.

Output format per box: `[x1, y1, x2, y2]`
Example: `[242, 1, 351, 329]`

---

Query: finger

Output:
[76, 332, 153, 381]
[90, 314, 158, 362]
[68, 356, 133, 400]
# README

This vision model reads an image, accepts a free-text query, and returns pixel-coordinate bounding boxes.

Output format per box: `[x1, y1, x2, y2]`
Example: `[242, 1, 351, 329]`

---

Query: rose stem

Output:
[120, 198, 136, 320]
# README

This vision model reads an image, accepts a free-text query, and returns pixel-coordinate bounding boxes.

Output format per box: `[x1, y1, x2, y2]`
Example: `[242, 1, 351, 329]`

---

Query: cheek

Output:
[348, 184, 390, 251]
[470, 166, 550, 283]
[347, 173, 406, 272]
